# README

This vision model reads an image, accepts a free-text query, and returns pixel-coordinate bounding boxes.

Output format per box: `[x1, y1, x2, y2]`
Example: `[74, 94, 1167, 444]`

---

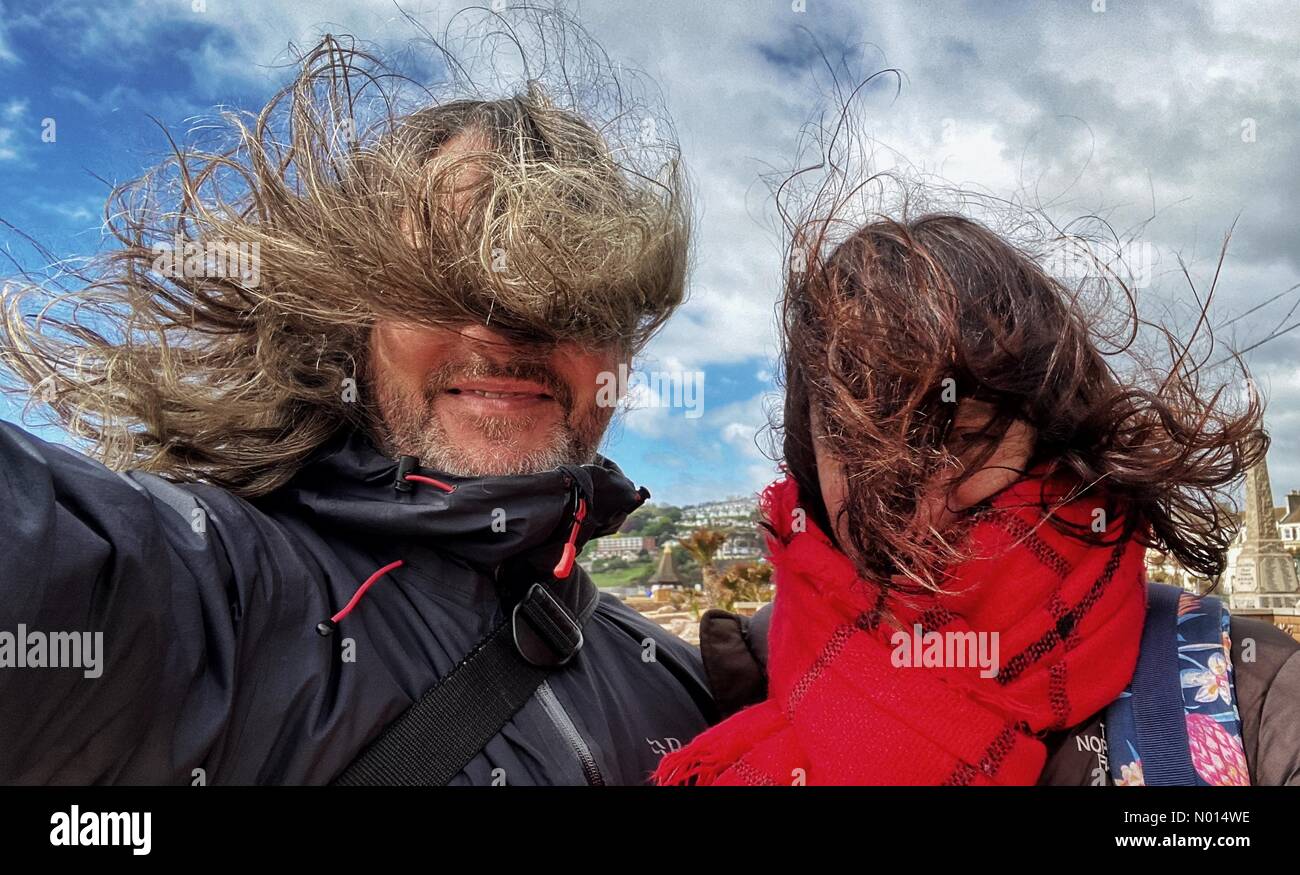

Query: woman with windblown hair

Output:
[657, 213, 1300, 786]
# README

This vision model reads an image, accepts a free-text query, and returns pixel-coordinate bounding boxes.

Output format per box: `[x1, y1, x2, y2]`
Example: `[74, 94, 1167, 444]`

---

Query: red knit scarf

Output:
[655, 473, 1148, 786]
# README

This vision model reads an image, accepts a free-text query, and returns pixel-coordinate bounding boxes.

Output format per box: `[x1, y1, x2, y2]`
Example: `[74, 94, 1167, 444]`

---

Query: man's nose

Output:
[457, 325, 518, 359]
[456, 324, 549, 363]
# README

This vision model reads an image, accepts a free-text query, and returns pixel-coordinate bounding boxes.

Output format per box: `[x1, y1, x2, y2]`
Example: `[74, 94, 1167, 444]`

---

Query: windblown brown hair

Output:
[780, 209, 1267, 594]
[1, 13, 688, 497]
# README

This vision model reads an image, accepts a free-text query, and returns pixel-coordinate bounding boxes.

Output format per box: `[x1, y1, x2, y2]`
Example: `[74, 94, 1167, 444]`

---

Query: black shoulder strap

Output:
[333, 582, 589, 786]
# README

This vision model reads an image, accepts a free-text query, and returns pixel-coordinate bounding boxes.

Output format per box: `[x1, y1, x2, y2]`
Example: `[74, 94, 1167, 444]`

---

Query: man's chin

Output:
[441, 446, 559, 477]
[415, 423, 585, 477]
[376, 398, 605, 477]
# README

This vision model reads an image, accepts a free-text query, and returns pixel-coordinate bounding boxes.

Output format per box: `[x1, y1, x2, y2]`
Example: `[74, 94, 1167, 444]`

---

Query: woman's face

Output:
[812, 400, 1036, 554]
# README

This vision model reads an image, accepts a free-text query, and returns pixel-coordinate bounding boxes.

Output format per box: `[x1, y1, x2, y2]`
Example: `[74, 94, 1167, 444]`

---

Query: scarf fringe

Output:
[654, 701, 787, 786]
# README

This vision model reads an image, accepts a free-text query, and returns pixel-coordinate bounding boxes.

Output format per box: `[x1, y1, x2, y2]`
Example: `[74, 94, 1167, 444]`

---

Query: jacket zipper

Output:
[535, 680, 605, 786]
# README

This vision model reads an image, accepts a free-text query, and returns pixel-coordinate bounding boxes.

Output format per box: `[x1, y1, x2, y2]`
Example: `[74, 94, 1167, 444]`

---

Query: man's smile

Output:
[441, 377, 559, 415]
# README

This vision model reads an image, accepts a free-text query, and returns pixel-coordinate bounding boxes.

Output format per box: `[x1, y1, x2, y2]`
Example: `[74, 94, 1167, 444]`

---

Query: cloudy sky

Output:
[1, 0, 1298, 506]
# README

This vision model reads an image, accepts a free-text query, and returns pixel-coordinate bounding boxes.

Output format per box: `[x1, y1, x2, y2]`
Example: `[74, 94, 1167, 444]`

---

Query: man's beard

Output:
[370, 354, 608, 476]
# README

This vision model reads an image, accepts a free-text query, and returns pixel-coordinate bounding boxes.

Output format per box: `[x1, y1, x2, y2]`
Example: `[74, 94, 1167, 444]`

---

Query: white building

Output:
[679, 496, 758, 528]
[588, 534, 656, 559]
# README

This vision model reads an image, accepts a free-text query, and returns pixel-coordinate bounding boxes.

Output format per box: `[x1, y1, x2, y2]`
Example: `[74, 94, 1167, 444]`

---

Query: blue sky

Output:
[2, 1, 1300, 506]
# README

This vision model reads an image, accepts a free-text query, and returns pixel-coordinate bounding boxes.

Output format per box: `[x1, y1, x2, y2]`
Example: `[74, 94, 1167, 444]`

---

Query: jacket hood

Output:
[260, 427, 649, 584]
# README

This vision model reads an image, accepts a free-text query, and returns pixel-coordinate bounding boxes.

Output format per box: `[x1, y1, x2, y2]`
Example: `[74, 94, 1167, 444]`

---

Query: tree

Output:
[670, 548, 704, 589]
[716, 561, 774, 612]
[678, 528, 729, 609]
[620, 503, 663, 535]
[642, 515, 677, 539]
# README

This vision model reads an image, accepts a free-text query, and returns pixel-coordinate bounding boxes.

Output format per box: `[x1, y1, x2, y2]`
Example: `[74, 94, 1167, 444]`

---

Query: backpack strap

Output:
[1104, 582, 1250, 786]
[1116, 582, 1198, 784]
[333, 581, 591, 786]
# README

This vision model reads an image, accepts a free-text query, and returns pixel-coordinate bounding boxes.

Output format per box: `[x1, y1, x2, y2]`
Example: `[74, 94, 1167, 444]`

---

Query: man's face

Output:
[365, 129, 628, 476]
[368, 322, 624, 476]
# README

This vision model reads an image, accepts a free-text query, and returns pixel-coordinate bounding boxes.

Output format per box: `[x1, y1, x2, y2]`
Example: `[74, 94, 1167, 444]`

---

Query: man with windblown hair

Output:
[0, 34, 713, 785]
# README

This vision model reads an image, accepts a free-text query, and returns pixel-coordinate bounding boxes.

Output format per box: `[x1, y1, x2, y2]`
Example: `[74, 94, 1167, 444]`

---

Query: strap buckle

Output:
[511, 583, 584, 668]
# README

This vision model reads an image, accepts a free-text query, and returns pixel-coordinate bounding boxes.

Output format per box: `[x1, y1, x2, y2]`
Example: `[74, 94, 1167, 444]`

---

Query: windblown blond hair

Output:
[1, 16, 689, 497]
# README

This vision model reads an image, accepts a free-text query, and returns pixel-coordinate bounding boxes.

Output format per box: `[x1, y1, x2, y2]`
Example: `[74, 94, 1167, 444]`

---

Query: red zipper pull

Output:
[552, 497, 587, 579]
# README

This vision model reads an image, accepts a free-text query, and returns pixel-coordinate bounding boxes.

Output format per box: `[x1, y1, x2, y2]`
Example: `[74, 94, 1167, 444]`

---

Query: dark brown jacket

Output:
[699, 605, 1300, 785]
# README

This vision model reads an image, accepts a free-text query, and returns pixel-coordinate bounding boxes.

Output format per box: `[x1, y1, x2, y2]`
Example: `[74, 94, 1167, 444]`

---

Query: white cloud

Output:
[28, 194, 104, 224]
[0, 1, 16, 64]
[0, 97, 22, 161]
[610, 386, 780, 505]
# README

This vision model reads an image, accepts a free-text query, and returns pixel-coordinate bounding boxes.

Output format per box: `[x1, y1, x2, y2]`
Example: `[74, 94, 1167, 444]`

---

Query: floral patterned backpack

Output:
[1105, 583, 1251, 786]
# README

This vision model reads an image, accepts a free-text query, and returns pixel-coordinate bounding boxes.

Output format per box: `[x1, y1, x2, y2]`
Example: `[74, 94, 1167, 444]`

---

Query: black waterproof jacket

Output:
[0, 421, 714, 785]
